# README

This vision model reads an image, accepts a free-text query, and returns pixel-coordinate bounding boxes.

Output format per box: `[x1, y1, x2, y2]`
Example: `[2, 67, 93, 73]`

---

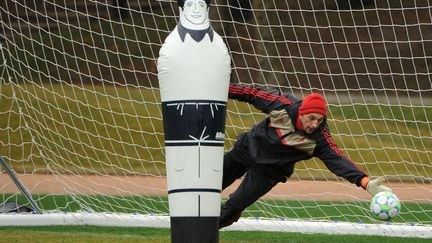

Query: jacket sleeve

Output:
[314, 125, 368, 187]
[228, 83, 297, 114]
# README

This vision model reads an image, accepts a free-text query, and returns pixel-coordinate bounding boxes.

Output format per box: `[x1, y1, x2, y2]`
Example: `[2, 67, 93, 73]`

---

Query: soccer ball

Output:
[370, 191, 401, 221]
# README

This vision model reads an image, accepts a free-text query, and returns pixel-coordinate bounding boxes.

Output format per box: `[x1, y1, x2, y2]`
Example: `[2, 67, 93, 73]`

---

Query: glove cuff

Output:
[360, 177, 370, 190]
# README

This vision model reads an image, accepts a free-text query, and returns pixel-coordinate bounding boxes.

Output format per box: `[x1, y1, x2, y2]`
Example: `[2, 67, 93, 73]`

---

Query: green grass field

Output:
[1, 83, 431, 241]
[2, 194, 432, 242]
[2, 225, 432, 243]
[1, 82, 431, 180]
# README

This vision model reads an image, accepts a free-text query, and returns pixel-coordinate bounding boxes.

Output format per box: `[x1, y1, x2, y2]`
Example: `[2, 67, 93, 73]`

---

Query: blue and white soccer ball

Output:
[370, 191, 401, 221]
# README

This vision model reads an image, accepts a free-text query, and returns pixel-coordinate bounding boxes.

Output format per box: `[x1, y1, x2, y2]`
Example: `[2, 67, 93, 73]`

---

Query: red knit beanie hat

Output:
[298, 93, 327, 116]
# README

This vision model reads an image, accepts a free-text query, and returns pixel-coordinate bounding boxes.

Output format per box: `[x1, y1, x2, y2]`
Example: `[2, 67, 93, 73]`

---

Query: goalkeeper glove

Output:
[362, 176, 392, 196]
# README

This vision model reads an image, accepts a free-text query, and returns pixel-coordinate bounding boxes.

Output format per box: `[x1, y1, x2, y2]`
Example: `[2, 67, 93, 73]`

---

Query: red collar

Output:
[296, 116, 304, 131]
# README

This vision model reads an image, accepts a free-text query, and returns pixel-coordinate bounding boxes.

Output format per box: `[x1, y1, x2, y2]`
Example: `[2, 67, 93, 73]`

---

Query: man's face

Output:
[299, 113, 325, 134]
[183, 0, 208, 25]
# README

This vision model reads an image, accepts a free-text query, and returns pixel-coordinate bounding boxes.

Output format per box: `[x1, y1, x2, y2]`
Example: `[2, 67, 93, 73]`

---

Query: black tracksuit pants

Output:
[220, 133, 287, 227]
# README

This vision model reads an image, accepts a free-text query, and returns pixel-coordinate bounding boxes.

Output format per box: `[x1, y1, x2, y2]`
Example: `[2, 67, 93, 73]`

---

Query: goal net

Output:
[1, 0, 431, 237]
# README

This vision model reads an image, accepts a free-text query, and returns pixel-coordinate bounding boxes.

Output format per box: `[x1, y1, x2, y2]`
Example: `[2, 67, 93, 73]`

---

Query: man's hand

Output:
[366, 176, 392, 196]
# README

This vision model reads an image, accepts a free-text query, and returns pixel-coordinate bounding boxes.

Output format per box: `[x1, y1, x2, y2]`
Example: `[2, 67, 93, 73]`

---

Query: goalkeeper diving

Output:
[219, 83, 392, 229]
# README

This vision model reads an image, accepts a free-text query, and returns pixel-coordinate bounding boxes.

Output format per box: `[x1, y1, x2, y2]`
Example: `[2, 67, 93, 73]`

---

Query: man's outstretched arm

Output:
[315, 126, 392, 196]
[228, 83, 297, 113]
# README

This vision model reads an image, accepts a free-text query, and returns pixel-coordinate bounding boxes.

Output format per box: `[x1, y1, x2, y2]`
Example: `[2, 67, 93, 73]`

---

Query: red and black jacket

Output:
[229, 83, 368, 188]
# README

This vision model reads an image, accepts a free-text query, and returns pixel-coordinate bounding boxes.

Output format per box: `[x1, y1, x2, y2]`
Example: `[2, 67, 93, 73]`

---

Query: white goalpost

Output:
[1, 0, 432, 238]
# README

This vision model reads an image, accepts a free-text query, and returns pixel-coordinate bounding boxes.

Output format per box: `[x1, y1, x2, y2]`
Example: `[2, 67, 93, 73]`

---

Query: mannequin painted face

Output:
[180, 0, 209, 30]
[184, 0, 207, 25]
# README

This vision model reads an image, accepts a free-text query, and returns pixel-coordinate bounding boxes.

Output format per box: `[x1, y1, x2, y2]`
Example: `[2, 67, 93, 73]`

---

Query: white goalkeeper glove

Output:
[365, 176, 392, 196]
